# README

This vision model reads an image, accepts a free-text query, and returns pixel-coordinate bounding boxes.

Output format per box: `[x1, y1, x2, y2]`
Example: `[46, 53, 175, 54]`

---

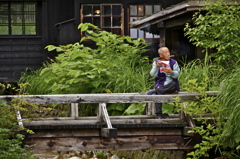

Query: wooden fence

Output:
[0, 91, 218, 152]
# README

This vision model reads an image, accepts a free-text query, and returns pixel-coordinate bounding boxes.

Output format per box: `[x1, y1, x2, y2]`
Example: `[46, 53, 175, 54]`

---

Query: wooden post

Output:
[97, 103, 103, 122]
[99, 103, 117, 137]
[145, 102, 155, 115]
[182, 103, 195, 136]
[70, 103, 78, 119]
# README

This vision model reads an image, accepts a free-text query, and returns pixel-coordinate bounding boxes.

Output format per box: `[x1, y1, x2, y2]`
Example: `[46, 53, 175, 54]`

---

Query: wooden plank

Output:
[70, 103, 78, 118]
[23, 118, 186, 127]
[27, 128, 183, 138]
[23, 135, 198, 152]
[100, 103, 112, 128]
[0, 91, 218, 104]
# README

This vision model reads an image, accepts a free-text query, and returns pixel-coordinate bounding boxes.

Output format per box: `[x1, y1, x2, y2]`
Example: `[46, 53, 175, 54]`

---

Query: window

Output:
[81, 4, 123, 35]
[130, 4, 161, 39]
[0, 1, 37, 35]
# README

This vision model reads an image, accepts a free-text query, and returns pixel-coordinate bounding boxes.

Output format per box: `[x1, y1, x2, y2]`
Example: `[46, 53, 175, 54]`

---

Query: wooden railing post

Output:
[98, 103, 117, 137]
[70, 103, 78, 119]
[182, 103, 195, 136]
[145, 102, 155, 115]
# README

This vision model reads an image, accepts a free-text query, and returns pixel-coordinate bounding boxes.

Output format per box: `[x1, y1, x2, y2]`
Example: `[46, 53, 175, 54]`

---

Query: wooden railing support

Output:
[98, 103, 117, 137]
[181, 103, 196, 136]
[70, 103, 78, 118]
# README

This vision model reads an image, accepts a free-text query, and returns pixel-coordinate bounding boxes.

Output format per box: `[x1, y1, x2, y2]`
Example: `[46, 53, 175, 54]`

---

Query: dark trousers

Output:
[155, 81, 177, 115]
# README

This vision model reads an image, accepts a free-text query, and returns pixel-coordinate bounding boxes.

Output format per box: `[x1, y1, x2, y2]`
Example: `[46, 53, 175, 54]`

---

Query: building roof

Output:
[130, 1, 205, 30]
[131, 0, 240, 32]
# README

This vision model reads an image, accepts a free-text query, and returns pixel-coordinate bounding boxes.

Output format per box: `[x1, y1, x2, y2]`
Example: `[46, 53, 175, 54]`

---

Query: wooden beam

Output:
[26, 128, 184, 138]
[23, 135, 200, 152]
[0, 91, 218, 104]
[23, 118, 186, 129]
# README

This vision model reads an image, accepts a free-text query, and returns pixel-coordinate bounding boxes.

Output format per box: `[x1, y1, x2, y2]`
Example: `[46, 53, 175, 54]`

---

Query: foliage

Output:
[218, 67, 240, 149]
[178, 58, 227, 91]
[20, 23, 151, 94]
[0, 84, 35, 159]
[174, 78, 222, 159]
[19, 23, 152, 115]
[184, 1, 240, 66]
[182, 1, 240, 157]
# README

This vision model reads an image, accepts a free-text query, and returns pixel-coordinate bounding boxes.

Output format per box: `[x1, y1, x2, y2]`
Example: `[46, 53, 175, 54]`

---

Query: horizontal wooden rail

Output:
[0, 91, 218, 104]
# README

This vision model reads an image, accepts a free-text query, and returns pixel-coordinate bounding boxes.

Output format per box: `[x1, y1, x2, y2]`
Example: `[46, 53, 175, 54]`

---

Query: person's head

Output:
[158, 47, 170, 61]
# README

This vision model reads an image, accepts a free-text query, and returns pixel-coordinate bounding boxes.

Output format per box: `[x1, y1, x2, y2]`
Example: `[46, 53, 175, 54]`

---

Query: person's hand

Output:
[163, 67, 172, 73]
[156, 60, 164, 67]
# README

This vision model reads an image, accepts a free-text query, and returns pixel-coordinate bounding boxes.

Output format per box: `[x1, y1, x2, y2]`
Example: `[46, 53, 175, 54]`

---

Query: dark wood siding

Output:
[0, 37, 44, 83]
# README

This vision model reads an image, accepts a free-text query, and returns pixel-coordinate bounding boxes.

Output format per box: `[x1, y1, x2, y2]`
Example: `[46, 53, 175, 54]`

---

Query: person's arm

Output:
[171, 62, 180, 79]
[150, 61, 159, 77]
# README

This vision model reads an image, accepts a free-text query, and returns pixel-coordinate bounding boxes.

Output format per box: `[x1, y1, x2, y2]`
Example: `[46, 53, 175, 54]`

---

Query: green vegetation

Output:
[20, 23, 152, 116]
[185, 0, 240, 66]
[182, 1, 240, 158]
[0, 84, 35, 159]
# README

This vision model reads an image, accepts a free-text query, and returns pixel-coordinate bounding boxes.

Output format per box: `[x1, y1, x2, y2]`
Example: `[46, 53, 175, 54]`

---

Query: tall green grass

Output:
[19, 63, 54, 94]
[179, 58, 227, 91]
[218, 67, 240, 149]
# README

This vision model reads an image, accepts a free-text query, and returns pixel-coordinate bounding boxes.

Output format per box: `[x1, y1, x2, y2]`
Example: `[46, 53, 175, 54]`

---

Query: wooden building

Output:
[1, 0, 201, 83]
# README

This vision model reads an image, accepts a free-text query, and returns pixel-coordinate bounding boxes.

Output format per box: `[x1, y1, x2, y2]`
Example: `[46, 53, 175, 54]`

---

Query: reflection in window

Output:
[0, 2, 37, 35]
[129, 4, 161, 39]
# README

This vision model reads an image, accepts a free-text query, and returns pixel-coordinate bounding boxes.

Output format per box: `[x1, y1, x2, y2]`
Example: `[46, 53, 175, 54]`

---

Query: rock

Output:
[111, 154, 119, 159]
[69, 157, 80, 159]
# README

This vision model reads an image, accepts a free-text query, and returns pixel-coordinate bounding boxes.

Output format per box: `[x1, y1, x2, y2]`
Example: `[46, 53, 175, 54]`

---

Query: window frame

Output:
[81, 4, 123, 37]
[0, 1, 38, 36]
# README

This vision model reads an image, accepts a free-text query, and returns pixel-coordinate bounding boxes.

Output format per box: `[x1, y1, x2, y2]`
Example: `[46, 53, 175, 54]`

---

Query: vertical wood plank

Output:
[70, 103, 78, 118]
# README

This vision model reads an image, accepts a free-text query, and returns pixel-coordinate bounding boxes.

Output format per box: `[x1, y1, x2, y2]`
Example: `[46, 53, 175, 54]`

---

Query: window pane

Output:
[24, 2, 35, 11]
[83, 17, 92, 23]
[93, 17, 100, 27]
[12, 25, 23, 35]
[130, 28, 137, 38]
[112, 28, 121, 35]
[113, 17, 121, 27]
[93, 5, 100, 15]
[154, 34, 160, 38]
[103, 5, 111, 15]
[0, 3, 8, 12]
[154, 5, 161, 13]
[145, 5, 152, 16]
[112, 5, 121, 15]
[12, 15, 22, 23]
[0, 26, 8, 35]
[146, 32, 153, 38]
[25, 14, 35, 23]
[130, 5, 137, 15]
[25, 25, 36, 35]
[130, 17, 137, 22]
[103, 17, 111, 27]
[103, 28, 111, 32]
[138, 5, 144, 16]
[11, 3, 22, 12]
[139, 30, 144, 38]
[0, 15, 8, 23]
[83, 6, 92, 15]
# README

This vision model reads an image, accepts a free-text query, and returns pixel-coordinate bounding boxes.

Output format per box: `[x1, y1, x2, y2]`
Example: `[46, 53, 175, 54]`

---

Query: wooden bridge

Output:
[0, 91, 218, 152]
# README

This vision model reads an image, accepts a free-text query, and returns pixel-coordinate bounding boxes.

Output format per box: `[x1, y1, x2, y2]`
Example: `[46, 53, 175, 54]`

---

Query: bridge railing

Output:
[0, 91, 218, 137]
